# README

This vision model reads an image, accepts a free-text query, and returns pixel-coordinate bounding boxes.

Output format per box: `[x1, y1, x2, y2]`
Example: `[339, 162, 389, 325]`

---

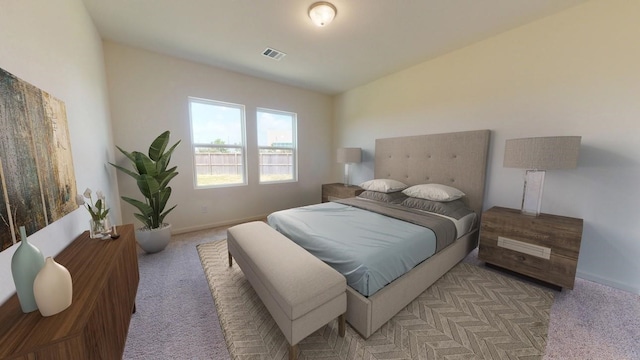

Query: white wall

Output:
[334, 0, 640, 293]
[0, 0, 119, 303]
[103, 42, 333, 233]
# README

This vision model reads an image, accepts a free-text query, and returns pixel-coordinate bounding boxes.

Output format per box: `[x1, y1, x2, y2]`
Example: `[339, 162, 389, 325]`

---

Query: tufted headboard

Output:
[375, 130, 491, 217]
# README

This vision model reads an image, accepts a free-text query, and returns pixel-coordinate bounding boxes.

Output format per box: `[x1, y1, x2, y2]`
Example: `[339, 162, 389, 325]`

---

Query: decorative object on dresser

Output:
[503, 136, 581, 216]
[336, 147, 361, 186]
[478, 206, 583, 290]
[76, 188, 111, 238]
[33, 257, 73, 317]
[10, 226, 45, 313]
[0, 224, 139, 359]
[110, 131, 180, 253]
[322, 182, 364, 203]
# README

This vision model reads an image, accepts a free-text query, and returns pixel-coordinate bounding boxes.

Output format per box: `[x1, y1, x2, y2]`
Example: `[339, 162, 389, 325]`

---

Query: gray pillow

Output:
[358, 190, 408, 204]
[400, 197, 473, 220]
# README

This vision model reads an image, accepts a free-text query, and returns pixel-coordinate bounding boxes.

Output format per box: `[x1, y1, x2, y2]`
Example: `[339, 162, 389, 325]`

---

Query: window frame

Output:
[256, 107, 298, 184]
[188, 97, 248, 189]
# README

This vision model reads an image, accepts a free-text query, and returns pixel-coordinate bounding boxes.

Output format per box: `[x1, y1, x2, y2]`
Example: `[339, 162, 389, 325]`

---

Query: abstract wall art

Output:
[0, 67, 77, 251]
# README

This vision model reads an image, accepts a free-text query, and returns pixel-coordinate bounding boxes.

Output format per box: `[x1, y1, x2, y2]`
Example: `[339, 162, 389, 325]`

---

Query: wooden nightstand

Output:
[478, 206, 583, 290]
[322, 183, 364, 203]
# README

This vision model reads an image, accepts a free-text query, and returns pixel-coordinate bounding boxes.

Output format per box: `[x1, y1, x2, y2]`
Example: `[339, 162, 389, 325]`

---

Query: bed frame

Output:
[346, 129, 491, 338]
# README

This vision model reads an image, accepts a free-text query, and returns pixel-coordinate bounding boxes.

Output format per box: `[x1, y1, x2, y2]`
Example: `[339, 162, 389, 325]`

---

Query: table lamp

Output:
[503, 136, 581, 216]
[337, 147, 361, 186]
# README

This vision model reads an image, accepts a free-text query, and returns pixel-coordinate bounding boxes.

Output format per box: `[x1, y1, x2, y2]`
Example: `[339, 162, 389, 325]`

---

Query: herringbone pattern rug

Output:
[197, 240, 554, 359]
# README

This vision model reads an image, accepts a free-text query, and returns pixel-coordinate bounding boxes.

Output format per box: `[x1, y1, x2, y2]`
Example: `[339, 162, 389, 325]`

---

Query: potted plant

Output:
[76, 188, 111, 239]
[110, 131, 180, 253]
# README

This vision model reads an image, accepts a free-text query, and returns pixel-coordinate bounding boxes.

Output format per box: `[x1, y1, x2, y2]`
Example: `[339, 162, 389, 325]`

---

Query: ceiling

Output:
[82, 0, 589, 95]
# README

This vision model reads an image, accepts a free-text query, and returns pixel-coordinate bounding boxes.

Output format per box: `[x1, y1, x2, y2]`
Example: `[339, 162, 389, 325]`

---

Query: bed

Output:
[268, 129, 491, 338]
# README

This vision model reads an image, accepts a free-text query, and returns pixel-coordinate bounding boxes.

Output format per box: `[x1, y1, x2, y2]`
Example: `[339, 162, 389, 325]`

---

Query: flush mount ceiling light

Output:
[308, 2, 337, 27]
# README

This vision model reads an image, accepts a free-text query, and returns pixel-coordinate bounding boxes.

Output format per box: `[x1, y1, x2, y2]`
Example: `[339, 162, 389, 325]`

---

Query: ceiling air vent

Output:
[262, 47, 286, 61]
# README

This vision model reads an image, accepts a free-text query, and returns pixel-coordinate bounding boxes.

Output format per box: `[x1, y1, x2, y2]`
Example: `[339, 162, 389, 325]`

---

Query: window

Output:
[188, 97, 246, 187]
[257, 108, 297, 183]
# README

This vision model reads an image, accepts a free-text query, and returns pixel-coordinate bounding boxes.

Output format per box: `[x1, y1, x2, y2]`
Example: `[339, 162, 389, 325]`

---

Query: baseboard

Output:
[170, 214, 269, 235]
[577, 270, 640, 295]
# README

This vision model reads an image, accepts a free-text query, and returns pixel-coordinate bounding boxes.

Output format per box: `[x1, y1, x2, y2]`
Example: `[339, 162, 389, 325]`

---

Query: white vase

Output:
[33, 257, 73, 317]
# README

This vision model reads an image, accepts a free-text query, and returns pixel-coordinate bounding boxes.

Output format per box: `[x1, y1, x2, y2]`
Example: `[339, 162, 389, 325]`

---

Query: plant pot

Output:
[135, 223, 172, 254]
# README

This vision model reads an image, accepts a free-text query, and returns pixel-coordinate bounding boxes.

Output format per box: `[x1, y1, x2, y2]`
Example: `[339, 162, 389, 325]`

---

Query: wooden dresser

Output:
[321, 183, 364, 203]
[478, 206, 583, 290]
[0, 224, 139, 359]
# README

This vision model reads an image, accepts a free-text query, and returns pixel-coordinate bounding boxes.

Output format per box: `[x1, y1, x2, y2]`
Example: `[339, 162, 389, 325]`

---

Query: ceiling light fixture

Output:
[308, 2, 337, 27]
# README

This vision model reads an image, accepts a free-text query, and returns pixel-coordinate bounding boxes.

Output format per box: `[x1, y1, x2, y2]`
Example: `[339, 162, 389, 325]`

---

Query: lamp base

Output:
[521, 170, 545, 216]
[343, 163, 351, 186]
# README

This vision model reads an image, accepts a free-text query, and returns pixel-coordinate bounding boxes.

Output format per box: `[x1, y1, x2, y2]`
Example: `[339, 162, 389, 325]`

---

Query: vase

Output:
[89, 218, 111, 238]
[11, 226, 45, 313]
[33, 257, 73, 316]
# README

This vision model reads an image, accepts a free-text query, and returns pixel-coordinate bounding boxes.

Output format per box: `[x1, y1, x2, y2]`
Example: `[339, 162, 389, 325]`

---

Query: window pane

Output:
[194, 147, 244, 186]
[257, 108, 296, 183]
[257, 111, 293, 147]
[259, 148, 293, 182]
[190, 102, 243, 145]
[189, 98, 246, 187]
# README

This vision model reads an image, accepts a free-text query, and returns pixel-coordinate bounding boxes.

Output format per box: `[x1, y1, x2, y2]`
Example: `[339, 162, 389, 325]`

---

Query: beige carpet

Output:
[197, 240, 554, 360]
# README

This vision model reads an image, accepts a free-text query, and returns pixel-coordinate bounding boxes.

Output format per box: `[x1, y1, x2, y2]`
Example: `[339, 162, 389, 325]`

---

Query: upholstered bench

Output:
[227, 221, 347, 360]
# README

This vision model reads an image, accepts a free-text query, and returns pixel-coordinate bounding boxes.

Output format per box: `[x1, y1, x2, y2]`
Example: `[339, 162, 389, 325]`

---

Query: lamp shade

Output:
[504, 136, 581, 170]
[337, 148, 361, 164]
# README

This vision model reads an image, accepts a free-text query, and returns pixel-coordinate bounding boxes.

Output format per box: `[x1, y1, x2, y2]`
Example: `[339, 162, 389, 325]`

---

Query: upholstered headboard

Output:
[375, 130, 491, 216]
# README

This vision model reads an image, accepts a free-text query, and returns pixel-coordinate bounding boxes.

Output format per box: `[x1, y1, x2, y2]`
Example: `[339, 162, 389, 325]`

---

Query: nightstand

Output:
[322, 183, 364, 203]
[478, 206, 583, 290]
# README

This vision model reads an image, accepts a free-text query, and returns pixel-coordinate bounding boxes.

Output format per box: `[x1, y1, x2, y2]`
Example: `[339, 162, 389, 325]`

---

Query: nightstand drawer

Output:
[480, 239, 579, 288]
[479, 237, 551, 275]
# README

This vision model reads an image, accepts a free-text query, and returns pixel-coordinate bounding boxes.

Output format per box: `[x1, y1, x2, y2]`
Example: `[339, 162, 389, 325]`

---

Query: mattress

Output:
[267, 201, 463, 297]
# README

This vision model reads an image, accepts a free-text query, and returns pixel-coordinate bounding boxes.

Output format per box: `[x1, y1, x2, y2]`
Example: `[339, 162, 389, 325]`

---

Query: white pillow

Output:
[359, 179, 408, 193]
[402, 184, 465, 202]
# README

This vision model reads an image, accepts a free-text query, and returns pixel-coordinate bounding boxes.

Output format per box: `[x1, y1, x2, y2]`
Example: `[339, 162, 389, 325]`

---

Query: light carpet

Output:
[197, 240, 554, 360]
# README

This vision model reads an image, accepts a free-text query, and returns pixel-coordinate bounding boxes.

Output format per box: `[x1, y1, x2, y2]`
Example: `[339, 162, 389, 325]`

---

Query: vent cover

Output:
[262, 47, 286, 61]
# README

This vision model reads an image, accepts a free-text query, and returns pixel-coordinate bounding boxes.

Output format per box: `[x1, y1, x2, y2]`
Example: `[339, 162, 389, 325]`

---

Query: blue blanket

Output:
[267, 202, 440, 297]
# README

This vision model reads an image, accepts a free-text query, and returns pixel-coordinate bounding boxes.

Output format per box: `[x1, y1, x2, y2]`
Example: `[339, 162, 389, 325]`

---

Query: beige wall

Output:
[103, 42, 333, 233]
[334, 0, 640, 293]
[0, 0, 118, 303]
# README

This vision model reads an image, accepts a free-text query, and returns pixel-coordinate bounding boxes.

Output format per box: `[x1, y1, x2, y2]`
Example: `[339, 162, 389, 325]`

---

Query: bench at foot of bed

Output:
[227, 221, 347, 360]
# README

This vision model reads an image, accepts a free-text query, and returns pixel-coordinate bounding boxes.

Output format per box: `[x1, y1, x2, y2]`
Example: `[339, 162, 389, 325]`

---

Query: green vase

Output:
[11, 226, 45, 313]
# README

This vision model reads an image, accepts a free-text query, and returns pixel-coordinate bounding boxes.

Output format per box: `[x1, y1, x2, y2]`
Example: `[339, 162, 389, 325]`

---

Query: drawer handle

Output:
[518, 255, 526, 261]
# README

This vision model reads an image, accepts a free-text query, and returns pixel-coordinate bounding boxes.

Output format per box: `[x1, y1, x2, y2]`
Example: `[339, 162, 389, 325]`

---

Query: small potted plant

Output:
[76, 188, 111, 238]
[110, 131, 180, 253]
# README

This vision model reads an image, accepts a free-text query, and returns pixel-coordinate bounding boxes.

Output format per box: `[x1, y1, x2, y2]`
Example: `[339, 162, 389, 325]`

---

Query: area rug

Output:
[197, 240, 554, 360]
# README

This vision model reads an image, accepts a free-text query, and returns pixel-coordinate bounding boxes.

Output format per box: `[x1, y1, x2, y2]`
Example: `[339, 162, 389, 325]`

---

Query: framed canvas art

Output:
[0, 67, 77, 250]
